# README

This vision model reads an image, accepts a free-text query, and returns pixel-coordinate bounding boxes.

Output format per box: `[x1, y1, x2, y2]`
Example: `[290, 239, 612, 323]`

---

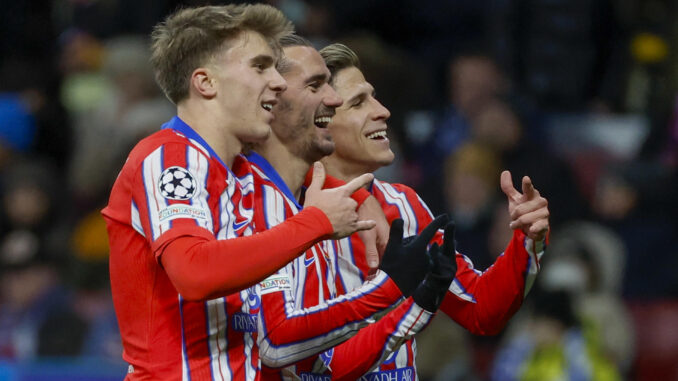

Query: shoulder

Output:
[373, 179, 420, 202]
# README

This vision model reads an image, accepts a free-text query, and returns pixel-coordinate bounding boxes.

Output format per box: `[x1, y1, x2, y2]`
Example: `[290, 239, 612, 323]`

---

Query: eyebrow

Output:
[346, 85, 375, 105]
[305, 73, 329, 86]
[250, 54, 276, 67]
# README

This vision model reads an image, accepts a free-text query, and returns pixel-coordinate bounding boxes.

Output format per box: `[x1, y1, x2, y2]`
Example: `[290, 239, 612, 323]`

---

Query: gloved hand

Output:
[412, 221, 457, 312]
[379, 214, 449, 297]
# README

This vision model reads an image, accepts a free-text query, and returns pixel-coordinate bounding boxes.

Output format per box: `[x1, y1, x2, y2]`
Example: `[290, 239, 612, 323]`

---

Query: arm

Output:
[257, 216, 449, 368]
[257, 267, 403, 368]
[132, 141, 335, 301]
[441, 171, 549, 335]
[441, 230, 545, 335]
[306, 299, 433, 379]
[378, 180, 547, 335]
[158, 207, 332, 300]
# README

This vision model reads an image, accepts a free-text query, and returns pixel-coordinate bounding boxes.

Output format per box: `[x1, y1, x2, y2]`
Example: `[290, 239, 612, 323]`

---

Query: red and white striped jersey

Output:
[242, 153, 406, 374]
[103, 117, 318, 381]
[286, 179, 546, 380]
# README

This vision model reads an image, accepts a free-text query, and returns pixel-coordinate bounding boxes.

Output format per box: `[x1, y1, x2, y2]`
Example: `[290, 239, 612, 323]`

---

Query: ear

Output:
[191, 67, 217, 98]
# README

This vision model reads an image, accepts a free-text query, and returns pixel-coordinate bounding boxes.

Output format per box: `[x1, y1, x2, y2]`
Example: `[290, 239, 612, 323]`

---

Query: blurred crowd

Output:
[1, 0, 677, 379]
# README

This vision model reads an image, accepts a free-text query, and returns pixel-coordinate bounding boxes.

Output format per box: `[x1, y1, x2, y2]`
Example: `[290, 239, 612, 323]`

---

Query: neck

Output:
[254, 134, 310, 199]
[321, 155, 373, 183]
[177, 101, 242, 168]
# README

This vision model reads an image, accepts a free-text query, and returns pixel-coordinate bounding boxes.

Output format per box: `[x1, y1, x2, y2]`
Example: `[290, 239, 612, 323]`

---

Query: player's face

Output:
[271, 45, 343, 163]
[211, 30, 287, 143]
[327, 67, 394, 172]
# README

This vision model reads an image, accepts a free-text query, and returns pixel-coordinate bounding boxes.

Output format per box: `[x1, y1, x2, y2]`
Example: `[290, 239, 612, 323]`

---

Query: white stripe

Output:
[187, 146, 214, 233]
[206, 298, 231, 381]
[523, 237, 545, 297]
[259, 271, 399, 367]
[358, 303, 431, 375]
[217, 173, 236, 240]
[131, 201, 145, 237]
[335, 237, 363, 292]
[311, 245, 324, 303]
[262, 184, 286, 228]
[239, 290, 257, 381]
[322, 240, 338, 298]
[415, 194, 435, 219]
[375, 181, 417, 236]
[143, 146, 168, 241]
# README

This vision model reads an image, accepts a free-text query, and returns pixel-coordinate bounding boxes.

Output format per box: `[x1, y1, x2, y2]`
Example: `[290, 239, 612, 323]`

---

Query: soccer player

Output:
[102, 6, 401, 379]
[279, 43, 550, 378]
[238, 34, 456, 373]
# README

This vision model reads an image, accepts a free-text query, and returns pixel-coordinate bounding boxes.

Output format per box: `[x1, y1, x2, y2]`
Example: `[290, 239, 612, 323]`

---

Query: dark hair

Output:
[319, 43, 360, 85]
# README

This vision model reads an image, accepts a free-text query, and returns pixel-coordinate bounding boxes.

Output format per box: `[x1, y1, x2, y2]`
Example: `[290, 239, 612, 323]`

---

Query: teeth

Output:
[262, 103, 273, 111]
[366, 131, 387, 139]
[314, 116, 332, 124]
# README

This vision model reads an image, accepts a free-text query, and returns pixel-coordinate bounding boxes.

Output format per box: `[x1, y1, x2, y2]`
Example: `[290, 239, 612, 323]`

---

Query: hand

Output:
[304, 162, 376, 239]
[412, 221, 457, 312]
[356, 195, 389, 274]
[379, 214, 449, 297]
[500, 170, 550, 241]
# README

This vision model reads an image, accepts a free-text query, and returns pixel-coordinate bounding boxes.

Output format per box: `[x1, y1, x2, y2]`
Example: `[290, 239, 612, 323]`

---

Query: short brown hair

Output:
[319, 43, 360, 84]
[151, 4, 293, 104]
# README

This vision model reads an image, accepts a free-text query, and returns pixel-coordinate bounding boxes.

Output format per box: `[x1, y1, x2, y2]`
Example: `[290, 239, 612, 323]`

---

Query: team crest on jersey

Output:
[158, 166, 197, 200]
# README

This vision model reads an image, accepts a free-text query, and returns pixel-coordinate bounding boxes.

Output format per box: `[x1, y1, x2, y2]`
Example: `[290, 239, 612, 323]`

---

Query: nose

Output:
[372, 98, 391, 121]
[269, 69, 287, 93]
[322, 85, 343, 108]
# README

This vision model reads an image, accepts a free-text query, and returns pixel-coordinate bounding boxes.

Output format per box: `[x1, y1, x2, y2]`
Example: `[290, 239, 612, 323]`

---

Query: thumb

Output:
[500, 170, 520, 202]
[307, 161, 326, 192]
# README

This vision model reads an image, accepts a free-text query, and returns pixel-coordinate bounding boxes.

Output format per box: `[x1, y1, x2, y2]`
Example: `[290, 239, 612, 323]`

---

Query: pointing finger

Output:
[341, 173, 374, 196]
[522, 176, 536, 200]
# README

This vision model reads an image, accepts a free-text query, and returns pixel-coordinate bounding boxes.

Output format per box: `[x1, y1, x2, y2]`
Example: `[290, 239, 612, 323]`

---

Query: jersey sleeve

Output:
[305, 298, 433, 380]
[256, 264, 404, 368]
[129, 141, 220, 254]
[442, 230, 545, 335]
[380, 182, 545, 335]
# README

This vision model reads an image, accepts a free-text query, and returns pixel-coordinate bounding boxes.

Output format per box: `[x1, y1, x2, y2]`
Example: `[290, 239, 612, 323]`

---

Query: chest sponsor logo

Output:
[158, 204, 208, 223]
[300, 373, 331, 381]
[259, 274, 291, 295]
[231, 312, 258, 332]
[359, 367, 415, 381]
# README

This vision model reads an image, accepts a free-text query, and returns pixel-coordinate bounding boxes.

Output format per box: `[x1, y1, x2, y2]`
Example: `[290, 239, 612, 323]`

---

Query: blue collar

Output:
[246, 151, 302, 209]
[161, 116, 230, 170]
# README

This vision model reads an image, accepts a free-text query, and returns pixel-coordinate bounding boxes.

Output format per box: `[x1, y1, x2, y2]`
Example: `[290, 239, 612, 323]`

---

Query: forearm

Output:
[258, 270, 404, 368]
[441, 230, 546, 335]
[315, 298, 432, 380]
[159, 207, 332, 300]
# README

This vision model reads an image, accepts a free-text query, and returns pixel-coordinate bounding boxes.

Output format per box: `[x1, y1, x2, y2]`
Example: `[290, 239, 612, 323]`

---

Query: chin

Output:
[376, 151, 395, 166]
[246, 125, 271, 143]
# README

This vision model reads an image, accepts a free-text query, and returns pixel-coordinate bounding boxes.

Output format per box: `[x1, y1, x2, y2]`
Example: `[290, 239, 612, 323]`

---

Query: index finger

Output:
[522, 176, 536, 200]
[341, 173, 374, 195]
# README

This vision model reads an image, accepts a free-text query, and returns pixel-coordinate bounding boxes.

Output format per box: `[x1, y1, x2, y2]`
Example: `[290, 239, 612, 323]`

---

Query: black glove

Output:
[412, 221, 457, 312]
[379, 214, 449, 297]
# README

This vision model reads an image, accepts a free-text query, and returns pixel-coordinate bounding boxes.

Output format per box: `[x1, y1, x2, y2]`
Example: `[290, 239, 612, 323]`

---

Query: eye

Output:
[254, 63, 265, 72]
[351, 99, 363, 108]
[308, 82, 321, 92]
